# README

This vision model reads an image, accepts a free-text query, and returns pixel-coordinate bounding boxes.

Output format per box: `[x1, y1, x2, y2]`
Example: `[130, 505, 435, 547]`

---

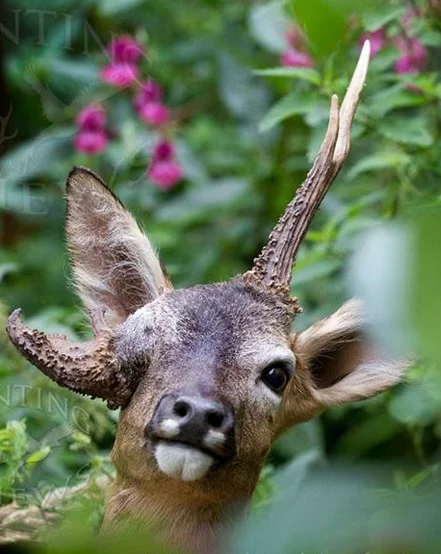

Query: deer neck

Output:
[102, 473, 252, 554]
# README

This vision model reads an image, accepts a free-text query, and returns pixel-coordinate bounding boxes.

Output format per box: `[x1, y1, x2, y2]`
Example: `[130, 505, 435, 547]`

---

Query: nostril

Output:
[206, 410, 225, 429]
[173, 399, 191, 419]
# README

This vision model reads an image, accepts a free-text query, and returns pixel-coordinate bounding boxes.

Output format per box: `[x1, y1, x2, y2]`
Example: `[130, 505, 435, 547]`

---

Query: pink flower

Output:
[285, 25, 305, 50]
[134, 79, 163, 110]
[100, 35, 143, 88]
[394, 55, 417, 74]
[100, 63, 140, 88]
[74, 130, 108, 155]
[359, 29, 385, 57]
[134, 80, 170, 127]
[109, 36, 143, 64]
[76, 104, 106, 131]
[409, 38, 426, 65]
[401, 9, 419, 29]
[394, 36, 426, 74]
[153, 139, 175, 160]
[148, 140, 182, 188]
[139, 102, 170, 126]
[280, 49, 314, 68]
[148, 160, 183, 189]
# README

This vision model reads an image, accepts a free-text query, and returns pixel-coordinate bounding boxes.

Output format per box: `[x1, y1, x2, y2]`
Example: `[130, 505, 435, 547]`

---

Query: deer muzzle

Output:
[145, 392, 235, 481]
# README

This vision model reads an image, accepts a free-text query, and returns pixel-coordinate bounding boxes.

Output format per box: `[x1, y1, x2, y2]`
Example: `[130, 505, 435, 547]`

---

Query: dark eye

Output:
[261, 365, 290, 394]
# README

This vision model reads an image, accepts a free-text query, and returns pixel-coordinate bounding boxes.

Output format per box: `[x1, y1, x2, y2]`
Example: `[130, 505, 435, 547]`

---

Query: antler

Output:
[245, 41, 371, 302]
[6, 309, 137, 409]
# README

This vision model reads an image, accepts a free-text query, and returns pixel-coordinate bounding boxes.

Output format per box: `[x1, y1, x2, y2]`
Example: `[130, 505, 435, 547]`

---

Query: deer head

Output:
[7, 41, 407, 550]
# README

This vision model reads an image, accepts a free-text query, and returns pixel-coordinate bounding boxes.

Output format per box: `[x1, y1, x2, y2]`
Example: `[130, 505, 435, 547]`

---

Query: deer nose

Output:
[172, 396, 229, 429]
[148, 393, 235, 458]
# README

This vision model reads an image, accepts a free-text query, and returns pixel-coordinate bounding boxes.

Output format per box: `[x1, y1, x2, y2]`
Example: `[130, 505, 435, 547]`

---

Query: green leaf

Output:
[26, 446, 51, 467]
[420, 28, 441, 48]
[98, 0, 147, 15]
[50, 59, 98, 85]
[254, 67, 321, 85]
[369, 46, 401, 73]
[285, 0, 346, 57]
[285, 0, 371, 56]
[274, 421, 324, 459]
[348, 224, 411, 356]
[70, 432, 92, 451]
[156, 178, 250, 224]
[368, 85, 426, 118]
[361, 4, 407, 31]
[347, 151, 411, 179]
[410, 207, 441, 366]
[0, 126, 74, 187]
[377, 116, 433, 147]
[307, 120, 330, 162]
[248, 1, 289, 53]
[291, 257, 340, 286]
[389, 385, 441, 426]
[259, 91, 324, 132]
[335, 412, 402, 456]
[0, 262, 18, 283]
[231, 458, 386, 554]
[218, 54, 271, 121]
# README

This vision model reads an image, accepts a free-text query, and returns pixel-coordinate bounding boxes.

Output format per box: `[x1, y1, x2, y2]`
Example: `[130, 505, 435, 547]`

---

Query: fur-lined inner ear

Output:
[309, 331, 371, 389]
[66, 167, 172, 326]
[279, 299, 409, 431]
[297, 299, 408, 405]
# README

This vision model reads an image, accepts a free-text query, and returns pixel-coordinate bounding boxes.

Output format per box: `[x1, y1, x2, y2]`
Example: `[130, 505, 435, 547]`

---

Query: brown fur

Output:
[8, 168, 408, 554]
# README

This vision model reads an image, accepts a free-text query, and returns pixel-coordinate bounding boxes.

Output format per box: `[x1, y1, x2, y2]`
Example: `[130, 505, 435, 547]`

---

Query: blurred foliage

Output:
[0, 0, 441, 552]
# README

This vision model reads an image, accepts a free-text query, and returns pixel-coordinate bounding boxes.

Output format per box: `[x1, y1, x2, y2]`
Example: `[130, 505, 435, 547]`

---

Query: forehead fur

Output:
[115, 280, 294, 367]
[168, 280, 293, 344]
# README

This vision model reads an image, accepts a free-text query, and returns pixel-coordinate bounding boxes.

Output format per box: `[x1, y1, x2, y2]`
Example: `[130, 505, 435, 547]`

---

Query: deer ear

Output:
[281, 299, 408, 427]
[67, 167, 172, 325]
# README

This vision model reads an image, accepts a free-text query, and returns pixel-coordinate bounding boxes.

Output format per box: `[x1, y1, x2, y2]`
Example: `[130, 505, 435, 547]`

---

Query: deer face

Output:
[7, 42, 407, 501]
[7, 169, 406, 494]
[113, 282, 294, 485]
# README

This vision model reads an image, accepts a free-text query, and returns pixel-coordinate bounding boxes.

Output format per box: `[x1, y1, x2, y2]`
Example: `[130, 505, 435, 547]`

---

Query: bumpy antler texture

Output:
[246, 41, 371, 299]
[6, 310, 136, 409]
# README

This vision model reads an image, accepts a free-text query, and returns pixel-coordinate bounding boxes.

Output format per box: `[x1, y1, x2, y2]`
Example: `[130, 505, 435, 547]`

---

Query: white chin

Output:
[154, 442, 214, 481]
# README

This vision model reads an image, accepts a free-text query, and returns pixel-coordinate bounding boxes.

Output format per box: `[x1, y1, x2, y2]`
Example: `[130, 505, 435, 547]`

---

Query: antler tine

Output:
[245, 41, 371, 302]
[334, 40, 371, 166]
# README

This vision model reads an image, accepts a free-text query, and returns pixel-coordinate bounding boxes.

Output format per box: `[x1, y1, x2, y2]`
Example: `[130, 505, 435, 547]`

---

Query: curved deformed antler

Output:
[6, 309, 136, 409]
[245, 41, 371, 303]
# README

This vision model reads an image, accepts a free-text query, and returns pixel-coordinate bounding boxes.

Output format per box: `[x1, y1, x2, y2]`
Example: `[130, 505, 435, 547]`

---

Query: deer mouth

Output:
[145, 395, 236, 480]
[147, 428, 234, 482]
[154, 436, 227, 460]
[151, 439, 219, 481]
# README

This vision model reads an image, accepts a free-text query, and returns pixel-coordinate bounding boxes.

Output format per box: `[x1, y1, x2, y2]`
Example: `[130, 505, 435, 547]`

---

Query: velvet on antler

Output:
[245, 41, 371, 302]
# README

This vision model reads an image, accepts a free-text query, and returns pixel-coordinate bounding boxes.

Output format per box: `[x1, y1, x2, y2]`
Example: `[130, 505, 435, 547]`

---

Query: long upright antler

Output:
[245, 41, 371, 301]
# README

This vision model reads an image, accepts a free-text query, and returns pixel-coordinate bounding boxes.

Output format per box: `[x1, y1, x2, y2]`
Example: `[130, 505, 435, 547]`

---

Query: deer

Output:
[6, 41, 408, 554]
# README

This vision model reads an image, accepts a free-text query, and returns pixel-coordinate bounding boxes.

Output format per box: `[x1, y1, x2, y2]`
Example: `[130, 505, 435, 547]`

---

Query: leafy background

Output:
[0, 0, 441, 552]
